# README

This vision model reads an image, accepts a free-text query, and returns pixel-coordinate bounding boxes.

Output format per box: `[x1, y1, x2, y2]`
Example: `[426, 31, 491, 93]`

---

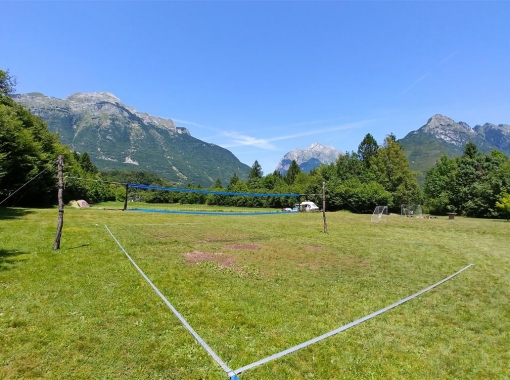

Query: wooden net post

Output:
[53, 155, 64, 250]
[322, 181, 327, 234]
[123, 183, 129, 211]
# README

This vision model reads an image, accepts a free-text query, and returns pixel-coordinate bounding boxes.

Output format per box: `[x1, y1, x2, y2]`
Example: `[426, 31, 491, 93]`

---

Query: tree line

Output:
[2, 68, 509, 218]
[0, 70, 115, 207]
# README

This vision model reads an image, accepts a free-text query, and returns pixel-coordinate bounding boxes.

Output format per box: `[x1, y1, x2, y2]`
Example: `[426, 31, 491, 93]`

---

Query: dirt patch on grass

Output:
[298, 262, 322, 270]
[201, 238, 233, 243]
[224, 244, 260, 250]
[306, 246, 323, 250]
[340, 256, 372, 268]
[183, 251, 236, 269]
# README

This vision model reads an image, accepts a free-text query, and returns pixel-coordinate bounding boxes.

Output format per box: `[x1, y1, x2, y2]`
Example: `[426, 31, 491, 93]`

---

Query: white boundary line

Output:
[232, 263, 474, 376]
[105, 223, 473, 379]
[104, 225, 237, 378]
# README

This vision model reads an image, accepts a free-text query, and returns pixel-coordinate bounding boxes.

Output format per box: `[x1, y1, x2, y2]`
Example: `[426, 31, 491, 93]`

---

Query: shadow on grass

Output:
[0, 249, 27, 271]
[0, 207, 34, 220]
[61, 244, 90, 251]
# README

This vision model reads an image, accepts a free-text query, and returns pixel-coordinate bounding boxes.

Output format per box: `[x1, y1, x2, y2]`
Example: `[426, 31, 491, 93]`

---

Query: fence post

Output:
[323, 181, 327, 234]
[53, 155, 64, 250]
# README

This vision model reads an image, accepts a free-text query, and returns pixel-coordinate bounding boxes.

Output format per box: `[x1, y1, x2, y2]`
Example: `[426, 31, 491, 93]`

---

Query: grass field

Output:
[1, 207, 509, 379]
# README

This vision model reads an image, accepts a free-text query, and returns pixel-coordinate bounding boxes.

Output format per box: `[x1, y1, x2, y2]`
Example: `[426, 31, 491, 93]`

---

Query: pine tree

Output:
[371, 134, 421, 207]
[357, 133, 378, 169]
[213, 178, 223, 189]
[248, 160, 263, 179]
[228, 173, 240, 190]
[285, 160, 301, 185]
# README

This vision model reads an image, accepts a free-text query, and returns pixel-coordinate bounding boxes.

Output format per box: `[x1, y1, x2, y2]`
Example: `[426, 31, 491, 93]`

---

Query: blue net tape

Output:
[128, 183, 300, 197]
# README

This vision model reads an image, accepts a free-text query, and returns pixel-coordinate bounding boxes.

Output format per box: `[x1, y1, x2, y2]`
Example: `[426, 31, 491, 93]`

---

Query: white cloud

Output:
[402, 50, 459, 94]
[221, 132, 277, 150]
[402, 71, 430, 94]
[221, 120, 373, 150]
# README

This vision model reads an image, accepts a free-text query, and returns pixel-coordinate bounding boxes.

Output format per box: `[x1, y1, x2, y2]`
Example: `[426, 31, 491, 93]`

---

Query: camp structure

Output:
[67, 200, 90, 208]
[77, 199, 90, 208]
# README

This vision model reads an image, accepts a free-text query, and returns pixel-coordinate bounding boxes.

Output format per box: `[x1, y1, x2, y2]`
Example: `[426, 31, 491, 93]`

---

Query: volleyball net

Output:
[124, 184, 302, 214]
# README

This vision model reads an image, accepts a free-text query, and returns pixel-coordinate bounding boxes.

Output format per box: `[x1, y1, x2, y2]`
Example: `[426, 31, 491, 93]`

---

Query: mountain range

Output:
[275, 143, 342, 175]
[13, 92, 510, 186]
[14, 92, 250, 186]
[399, 114, 510, 181]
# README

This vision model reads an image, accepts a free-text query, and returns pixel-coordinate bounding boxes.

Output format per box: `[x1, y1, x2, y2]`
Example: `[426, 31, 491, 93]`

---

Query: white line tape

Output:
[104, 224, 234, 376]
[233, 263, 474, 376]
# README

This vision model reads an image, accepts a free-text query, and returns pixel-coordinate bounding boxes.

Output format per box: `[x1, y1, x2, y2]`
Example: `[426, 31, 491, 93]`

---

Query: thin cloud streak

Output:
[438, 50, 460, 66]
[172, 118, 221, 133]
[402, 71, 429, 94]
[221, 132, 278, 150]
[402, 49, 459, 94]
[221, 120, 374, 149]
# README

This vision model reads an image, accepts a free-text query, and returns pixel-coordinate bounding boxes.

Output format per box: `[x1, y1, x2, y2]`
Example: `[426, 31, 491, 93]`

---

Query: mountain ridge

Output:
[399, 114, 510, 182]
[275, 143, 342, 174]
[14, 92, 250, 186]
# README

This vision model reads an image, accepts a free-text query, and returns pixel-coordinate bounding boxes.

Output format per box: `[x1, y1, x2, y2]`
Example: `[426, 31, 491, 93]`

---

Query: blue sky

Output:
[2, 1, 510, 174]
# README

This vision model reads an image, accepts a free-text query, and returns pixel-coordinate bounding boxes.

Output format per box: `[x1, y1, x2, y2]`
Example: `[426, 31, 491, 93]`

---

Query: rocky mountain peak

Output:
[67, 92, 122, 104]
[426, 114, 457, 128]
[473, 122, 510, 151]
[275, 143, 341, 174]
[419, 114, 477, 146]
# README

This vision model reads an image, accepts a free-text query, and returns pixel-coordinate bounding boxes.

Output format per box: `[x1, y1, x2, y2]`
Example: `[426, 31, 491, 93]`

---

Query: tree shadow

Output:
[0, 207, 34, 220]
[61, 244, 90, 251]
[0, 248, 27, 271]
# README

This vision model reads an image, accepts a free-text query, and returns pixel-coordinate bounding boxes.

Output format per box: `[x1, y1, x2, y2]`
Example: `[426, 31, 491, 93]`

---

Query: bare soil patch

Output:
[201, 238, 233, 243]
[298, 263, 322, 270]
[224, 244, 260, 250]
[183, 251, 236, 269]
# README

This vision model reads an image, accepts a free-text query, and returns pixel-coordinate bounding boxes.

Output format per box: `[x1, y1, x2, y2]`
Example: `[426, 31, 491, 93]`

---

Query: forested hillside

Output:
[0, 70, 114, 207]
[2, 69, 509, 217]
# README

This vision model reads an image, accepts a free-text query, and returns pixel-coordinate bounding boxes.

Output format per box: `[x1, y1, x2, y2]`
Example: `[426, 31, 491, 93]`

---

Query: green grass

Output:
[1, 207, 509, 379]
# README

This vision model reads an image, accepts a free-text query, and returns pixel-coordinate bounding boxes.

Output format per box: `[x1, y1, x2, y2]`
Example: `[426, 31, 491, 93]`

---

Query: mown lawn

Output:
[1, 207, 509, 379]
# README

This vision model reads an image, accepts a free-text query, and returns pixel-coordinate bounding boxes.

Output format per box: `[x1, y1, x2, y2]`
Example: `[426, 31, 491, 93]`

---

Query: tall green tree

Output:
[336, 151, 375, 182]
[247, 160, 264, 189]
[424, 155, 458, 214]
[496, 193, 510, 221]
[0, 69, 17, 97]
[285, 160, 301, 185]
[248, 160, 263, 179]
[79, 151, 98, 174]
[371, 134, 421, 208]
[425, 143, 510, 217]
[357, 133, 378, 169]
[212, 178, 223, 189]
[227, 173, 240, 190]
[496, 193, 510, 220]
[452, 143, 509, 217]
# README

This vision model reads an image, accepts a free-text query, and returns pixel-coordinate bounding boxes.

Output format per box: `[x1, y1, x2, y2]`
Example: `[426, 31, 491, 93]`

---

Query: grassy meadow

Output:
[1, 207, 509, 379]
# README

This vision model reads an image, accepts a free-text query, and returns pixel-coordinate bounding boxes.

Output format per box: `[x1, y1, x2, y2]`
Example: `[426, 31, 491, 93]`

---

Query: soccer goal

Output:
[401, 204, 423, 218]
[371, 205, 388, 222]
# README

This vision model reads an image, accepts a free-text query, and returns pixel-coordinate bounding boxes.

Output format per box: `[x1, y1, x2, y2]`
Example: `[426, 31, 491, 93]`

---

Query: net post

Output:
[123, 183, 129, 211]
[53, 155, 64, 250]
[322, 181, 327, 233]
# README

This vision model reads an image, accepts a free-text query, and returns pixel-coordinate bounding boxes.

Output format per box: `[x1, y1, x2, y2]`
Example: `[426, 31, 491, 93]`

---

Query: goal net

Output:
[401, 204, 423, 218]
[371, 205, 388, 222]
